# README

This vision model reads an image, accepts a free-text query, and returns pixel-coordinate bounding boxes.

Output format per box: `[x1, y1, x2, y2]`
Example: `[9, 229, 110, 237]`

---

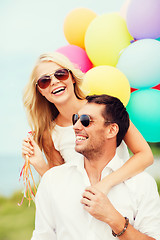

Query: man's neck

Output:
[84, 150, 116, 185]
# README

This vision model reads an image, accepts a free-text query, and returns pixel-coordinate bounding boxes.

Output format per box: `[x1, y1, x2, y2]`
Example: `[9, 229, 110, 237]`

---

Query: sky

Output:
[0, 0, 126, 156]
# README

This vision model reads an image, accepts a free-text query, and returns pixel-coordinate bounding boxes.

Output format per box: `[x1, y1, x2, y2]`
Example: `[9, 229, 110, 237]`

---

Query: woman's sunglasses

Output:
[36, 68, 71, 89]
[72, 113, 113, 127]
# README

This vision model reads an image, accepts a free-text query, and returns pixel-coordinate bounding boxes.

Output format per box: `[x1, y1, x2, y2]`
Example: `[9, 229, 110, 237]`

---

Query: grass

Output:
[0, 192, 35, 240]
[156, 178, 160, 195]
[148, 142, 160, 156]
[0, 179, 160, 240]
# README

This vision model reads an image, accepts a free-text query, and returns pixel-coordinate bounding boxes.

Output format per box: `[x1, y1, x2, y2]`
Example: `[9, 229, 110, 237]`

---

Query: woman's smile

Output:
[51, 86, 66, 96]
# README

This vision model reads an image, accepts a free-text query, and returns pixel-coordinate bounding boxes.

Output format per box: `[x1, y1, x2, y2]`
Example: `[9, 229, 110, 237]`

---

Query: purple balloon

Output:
[126, 0, 160, 39]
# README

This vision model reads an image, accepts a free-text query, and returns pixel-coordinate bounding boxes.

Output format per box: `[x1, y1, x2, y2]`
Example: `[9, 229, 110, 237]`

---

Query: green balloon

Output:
[127, 89, 160, 142]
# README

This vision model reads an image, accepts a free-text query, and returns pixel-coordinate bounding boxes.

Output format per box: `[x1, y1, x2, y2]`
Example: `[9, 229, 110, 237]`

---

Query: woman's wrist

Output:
[35, 162, 49, 176]
[102, 174, 115, 189]
[32, 156, 49, 176]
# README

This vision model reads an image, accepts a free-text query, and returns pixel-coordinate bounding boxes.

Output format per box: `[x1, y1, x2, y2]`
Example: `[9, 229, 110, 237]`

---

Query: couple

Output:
[31, 94, 160, 240]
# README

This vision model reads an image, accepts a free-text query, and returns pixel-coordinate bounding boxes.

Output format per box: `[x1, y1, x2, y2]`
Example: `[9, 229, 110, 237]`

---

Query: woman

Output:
[22, 52, 153, 194]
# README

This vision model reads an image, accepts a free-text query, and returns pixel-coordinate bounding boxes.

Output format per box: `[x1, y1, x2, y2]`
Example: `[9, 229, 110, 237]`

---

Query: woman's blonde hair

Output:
[23, 52, 86, 150]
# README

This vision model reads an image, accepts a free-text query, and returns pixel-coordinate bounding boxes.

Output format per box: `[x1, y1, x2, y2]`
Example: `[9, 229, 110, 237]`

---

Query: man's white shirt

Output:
[31, 154, 160, 240]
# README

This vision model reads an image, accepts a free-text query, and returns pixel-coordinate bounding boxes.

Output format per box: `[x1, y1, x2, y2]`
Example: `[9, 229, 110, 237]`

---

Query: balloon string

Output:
[18, 155, 37, 206]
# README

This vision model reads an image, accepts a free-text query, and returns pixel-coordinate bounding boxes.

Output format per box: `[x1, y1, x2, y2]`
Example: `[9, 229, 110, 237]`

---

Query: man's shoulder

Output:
[125, 171, 158, 195]
[43, 162, 70, 177]
[126, 171, 155, 185]
[41, 161, 77, 184]
[37, 163, 72, 193]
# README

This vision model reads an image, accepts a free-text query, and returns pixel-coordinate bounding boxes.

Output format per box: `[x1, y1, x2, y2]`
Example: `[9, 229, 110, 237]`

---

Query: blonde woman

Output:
[22, 52, 153, 194]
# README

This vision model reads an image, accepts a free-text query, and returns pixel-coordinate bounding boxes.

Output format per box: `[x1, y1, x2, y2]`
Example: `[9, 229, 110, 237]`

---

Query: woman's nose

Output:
[50, 75, 60, 85]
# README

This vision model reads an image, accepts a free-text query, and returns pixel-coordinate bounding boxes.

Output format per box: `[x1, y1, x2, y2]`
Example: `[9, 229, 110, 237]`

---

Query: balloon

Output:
[63, 8, 97, 49]
[131, 88, 137, 93]
[126, 89, 160, 142]
[126, 0, 160, 39]
[85, 13, 133, 67]
[56, 45, 93, 73]
[119, 0, 131, 19]
[117, 39, 160, 89]
[153, 83, 160, 90]
[81, 65, 131, 106]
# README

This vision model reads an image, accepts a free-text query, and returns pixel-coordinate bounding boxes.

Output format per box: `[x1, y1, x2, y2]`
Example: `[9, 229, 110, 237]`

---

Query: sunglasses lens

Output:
[72, 114, 91, 127]
[37, 76, 51, 89]
[54, 69, 69, 80]
[72, 114, 79, 125]
[80, 115, 90, 127]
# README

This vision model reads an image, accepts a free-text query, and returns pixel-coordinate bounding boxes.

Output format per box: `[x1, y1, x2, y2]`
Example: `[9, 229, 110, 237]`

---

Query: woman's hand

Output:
[22, 134, 49, 176]
[93, 175, 113, 195]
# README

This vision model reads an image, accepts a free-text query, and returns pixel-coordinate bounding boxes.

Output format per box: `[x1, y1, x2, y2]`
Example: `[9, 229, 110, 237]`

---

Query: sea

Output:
[0, 154, 160, 197]
[0, 154, 40, 197]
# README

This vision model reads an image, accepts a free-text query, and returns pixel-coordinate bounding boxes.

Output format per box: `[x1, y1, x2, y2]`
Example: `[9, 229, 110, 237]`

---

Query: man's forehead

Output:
[78, 103, 104, 116]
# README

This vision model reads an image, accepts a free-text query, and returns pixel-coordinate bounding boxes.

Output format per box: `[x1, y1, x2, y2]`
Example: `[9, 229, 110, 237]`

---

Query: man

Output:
[31, 94, 160, 240]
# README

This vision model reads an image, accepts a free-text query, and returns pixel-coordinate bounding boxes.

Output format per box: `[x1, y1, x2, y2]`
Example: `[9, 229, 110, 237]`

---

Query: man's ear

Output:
[105, 123, 119, 139]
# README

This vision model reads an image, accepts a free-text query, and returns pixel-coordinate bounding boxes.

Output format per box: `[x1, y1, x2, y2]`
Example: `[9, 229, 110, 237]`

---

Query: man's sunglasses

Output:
[72, 114, 94, 127]
[36, 68, 71, 89]
[72, 114, 113, 127]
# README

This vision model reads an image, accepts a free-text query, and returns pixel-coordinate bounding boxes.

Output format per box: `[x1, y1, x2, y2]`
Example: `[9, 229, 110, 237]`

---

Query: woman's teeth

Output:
[52, 87, 65, 94]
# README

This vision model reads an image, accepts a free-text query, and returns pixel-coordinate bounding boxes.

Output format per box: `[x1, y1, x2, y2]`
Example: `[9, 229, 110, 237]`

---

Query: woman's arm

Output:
[94, 121, 154, 194]
[22, 135, 49, 176]
[22, 133, 64, 177]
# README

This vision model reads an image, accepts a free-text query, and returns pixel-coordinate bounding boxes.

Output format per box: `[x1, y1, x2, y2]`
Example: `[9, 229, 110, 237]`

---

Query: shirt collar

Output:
[69, 152, 124, 173]
[104, 153, 124, 172]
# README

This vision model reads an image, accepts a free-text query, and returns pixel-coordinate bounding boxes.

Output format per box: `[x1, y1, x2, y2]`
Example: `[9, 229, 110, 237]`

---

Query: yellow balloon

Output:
[81, 65, 131, 106]
[63, 8, 97, 49]
[85, 13, 133, 66]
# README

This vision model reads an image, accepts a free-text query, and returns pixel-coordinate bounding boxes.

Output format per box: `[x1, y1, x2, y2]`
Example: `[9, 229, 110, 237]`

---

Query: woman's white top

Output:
[52, 125, 130, 163]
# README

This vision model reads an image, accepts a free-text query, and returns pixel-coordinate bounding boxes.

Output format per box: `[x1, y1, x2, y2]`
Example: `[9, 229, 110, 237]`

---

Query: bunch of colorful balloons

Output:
[56, 0, 160, 142]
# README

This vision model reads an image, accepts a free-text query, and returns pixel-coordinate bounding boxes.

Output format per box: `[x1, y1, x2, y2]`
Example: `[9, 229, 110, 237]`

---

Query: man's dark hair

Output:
[86, 94, 130, 147]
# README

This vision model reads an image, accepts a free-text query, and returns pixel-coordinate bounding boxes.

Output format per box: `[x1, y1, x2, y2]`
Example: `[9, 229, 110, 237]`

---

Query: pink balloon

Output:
[56, 45, 93, 73]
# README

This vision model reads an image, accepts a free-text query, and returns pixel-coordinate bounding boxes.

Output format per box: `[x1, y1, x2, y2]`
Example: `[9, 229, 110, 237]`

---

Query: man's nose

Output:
[73, 118, 83, 131]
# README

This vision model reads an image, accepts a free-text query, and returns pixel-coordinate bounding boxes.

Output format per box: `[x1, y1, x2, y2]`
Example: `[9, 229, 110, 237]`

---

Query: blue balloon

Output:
[126, 89, 160, 142]
[117, 39, 160, 89]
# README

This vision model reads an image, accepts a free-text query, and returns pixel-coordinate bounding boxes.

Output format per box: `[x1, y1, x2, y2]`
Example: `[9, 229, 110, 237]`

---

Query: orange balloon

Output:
[63, 8, 97, 49]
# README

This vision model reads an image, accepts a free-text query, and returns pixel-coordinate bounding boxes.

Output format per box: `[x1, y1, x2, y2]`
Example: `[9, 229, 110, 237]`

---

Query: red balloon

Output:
[152, 83, 160, 90]
[131, 87, 138, 93]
